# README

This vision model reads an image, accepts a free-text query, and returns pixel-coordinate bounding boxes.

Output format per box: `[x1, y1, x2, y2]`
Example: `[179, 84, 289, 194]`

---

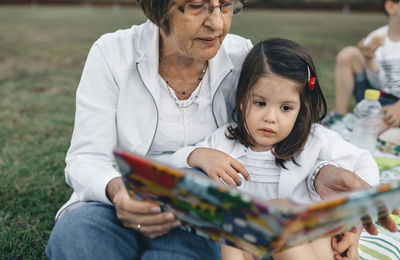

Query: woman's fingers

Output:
[118, 210, 177, 231]
[113, 189, 161, 214]
[361, 210, 398, 234]
[121, 199, 161, 214]
[138, 220, 181, 238]
[334, 246, 358, 260]
[377, 214, 398, 232]
[129, 212, 177, 226]
[361, 214, 378, 235]
[346, 245, 358, 260]
[118, 206, 181, 238]
[112, 188, 181, 238]
[332, 228, 361, 260]
[332, 235, 351, 253]
[363, 221, 378, 235]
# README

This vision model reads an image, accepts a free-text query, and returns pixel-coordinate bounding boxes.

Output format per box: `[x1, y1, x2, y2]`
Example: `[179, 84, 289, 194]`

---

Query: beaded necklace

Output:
[160, 62, 208, 109]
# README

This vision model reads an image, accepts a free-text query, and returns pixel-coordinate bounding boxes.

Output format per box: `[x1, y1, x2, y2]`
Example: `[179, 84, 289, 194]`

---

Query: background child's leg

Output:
[334, 46, 366, 114]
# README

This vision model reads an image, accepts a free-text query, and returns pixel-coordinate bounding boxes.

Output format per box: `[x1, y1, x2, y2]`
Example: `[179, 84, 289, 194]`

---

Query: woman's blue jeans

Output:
[46, 202, 220, 259]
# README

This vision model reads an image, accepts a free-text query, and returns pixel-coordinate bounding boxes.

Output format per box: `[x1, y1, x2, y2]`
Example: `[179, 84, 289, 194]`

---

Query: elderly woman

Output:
[46, 1, 251, 259]
[46, 0, 397, 259]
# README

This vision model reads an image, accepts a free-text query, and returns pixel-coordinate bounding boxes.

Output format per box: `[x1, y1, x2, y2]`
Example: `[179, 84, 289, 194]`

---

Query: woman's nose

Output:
[203, 5, 225, 32]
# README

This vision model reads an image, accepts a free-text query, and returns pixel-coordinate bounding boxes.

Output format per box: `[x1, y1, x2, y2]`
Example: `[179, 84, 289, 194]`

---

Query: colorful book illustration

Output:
[114, 148, 400, 259]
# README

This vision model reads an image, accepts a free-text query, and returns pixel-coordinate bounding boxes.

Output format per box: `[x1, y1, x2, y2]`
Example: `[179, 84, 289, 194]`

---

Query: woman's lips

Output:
[199, 37, 218, 45]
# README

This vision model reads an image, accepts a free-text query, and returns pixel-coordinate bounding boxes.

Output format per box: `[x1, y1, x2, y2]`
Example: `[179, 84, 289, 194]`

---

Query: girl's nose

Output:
[263, 108, 277, 123]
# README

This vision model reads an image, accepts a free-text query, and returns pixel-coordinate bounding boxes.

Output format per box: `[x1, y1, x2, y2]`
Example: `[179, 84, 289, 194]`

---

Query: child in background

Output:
[332, 0, 400, 131]
[185, 38, 379, 259]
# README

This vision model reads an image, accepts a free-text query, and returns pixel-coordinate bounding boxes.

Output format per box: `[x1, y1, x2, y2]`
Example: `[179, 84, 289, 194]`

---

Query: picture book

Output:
[113, 148, 400, 259]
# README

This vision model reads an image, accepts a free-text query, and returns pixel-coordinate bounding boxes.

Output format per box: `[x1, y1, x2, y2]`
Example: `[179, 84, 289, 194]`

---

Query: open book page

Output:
[114, 148, 400, 259]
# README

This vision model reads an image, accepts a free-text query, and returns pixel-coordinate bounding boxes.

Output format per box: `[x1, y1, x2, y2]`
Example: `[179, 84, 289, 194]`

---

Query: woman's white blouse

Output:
[147, 71, 218, 163]
[57, 20, 253, 219]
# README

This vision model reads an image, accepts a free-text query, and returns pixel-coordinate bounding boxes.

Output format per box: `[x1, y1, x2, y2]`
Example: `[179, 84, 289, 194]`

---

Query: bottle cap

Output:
[364, 89, 380, 100]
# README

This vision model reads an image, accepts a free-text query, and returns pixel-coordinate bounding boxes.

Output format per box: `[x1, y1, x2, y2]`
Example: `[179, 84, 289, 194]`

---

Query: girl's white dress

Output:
[183, 123, 379, 205]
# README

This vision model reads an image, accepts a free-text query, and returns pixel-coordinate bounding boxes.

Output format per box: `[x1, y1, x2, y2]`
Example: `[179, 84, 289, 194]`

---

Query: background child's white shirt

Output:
[365, 25, 400, 98]
[189, 124, 379, 205]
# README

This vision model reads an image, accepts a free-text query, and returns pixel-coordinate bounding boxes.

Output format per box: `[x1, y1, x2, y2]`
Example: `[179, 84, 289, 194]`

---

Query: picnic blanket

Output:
[322, 115, 400, 259]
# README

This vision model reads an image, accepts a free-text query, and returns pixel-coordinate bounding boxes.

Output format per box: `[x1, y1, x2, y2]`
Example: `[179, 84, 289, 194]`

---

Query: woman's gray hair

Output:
[137, 0, 181, 34]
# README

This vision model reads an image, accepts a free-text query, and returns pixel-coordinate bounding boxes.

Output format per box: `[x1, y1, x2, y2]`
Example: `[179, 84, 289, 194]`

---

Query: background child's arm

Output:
[187, 147, 249, 187]
[357, 36, 383, 74]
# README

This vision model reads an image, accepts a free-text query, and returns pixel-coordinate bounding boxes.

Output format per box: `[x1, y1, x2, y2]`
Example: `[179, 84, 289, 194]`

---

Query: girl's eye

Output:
[255, 101, 266, 107]
[281, 105, 292, 111]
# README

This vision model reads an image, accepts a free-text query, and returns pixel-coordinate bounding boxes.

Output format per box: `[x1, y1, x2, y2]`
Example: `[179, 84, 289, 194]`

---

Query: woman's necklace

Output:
[159, 62, 208, 109]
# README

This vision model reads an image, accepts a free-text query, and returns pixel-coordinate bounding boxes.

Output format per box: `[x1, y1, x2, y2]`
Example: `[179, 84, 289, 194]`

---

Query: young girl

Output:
[184, 38, 379, 259]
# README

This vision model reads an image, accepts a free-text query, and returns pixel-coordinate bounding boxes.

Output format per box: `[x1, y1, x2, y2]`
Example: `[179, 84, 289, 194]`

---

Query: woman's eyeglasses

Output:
[178, 0, 244, 17]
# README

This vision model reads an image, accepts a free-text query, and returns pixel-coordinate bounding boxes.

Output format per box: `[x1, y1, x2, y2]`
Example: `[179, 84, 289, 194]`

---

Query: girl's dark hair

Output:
[228, 38, 327, 168]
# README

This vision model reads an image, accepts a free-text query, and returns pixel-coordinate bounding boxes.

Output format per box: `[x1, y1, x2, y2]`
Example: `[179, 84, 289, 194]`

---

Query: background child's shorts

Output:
[354, 71, 399, 106]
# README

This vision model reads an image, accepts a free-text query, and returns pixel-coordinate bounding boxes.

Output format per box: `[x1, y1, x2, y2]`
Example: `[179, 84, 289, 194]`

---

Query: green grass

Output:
[0, 6, 386, 258]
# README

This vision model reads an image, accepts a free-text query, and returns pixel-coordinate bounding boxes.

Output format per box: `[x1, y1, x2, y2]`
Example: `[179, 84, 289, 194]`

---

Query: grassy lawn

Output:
[0, 6, 386, 258]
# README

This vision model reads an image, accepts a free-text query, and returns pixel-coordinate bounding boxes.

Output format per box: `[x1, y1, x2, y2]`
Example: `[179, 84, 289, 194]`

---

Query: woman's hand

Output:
[315, 166, 398, 234]
[314, 166, 368, 197]
[187, 148, 249, 187]
[331, 227, 362, 260]
[107, 177, 181, 238]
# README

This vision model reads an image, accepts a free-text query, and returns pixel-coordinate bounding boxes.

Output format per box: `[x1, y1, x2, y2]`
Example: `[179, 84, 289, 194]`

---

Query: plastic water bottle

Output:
[350, 89, 383, 153]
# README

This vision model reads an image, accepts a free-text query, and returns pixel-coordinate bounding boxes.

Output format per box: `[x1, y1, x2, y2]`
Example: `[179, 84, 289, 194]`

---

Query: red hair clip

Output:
[308, 77, 316, 91]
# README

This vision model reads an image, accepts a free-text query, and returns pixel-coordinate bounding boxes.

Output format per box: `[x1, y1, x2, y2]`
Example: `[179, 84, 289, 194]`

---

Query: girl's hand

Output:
[187, 148, 250, 187]
[331, 227, 362, 260]
[107, 178, 181, 238]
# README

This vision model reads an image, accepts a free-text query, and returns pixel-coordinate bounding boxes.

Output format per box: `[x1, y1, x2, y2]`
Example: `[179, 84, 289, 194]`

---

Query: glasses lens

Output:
[182, 0, 243, 16]
[220, 2, 233, 14]
[232, 0, 243, 14]
[184, 2, 207, 16]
